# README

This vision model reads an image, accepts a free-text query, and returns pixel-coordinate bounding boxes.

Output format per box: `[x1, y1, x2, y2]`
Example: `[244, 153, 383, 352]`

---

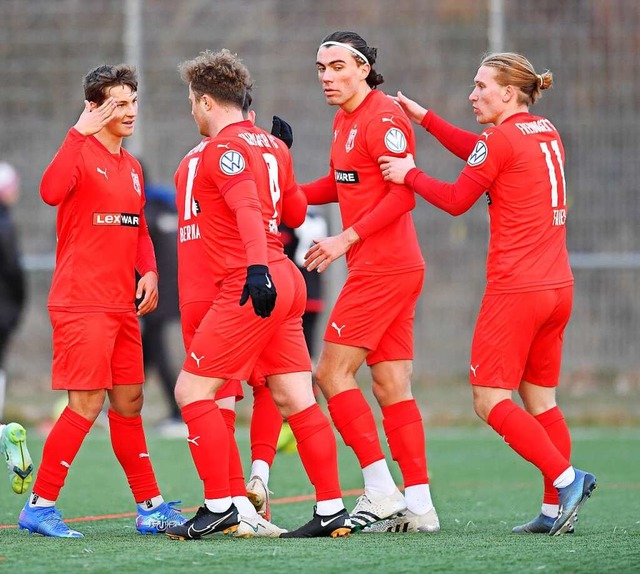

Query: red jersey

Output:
[305, 90, 424, 275]
[407, 111, 573, 294]
[190, 120, 306, 286]
[174, 137, 218, 308]
[462, 113, 573, 293]
[40, 128, 156, 312]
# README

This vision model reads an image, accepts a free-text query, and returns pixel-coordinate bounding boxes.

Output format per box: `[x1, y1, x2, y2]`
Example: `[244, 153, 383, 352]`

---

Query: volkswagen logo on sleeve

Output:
[219, 150, 245, 175]
[467, 140, 488, 166]
[384, 128, 407, 154]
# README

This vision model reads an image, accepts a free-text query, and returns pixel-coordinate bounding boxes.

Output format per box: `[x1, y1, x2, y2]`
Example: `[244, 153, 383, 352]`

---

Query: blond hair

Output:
[480, 52, 553, 106]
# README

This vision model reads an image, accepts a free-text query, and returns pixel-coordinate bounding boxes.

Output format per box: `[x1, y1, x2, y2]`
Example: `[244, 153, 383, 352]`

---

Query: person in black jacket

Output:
[0, 162, 26, 418]
[0, 162, 33, 496]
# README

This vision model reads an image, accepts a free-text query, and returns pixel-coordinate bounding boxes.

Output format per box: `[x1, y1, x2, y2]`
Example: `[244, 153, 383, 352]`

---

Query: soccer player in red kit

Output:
[18, 65, 186, 538]
[379, 52, 597, 536]
[302, 31, 439, 534]
[173, 92, 290, 537]
[165, 49, 349, 540]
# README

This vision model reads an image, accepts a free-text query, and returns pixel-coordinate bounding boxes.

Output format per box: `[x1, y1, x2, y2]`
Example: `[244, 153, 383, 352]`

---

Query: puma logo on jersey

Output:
[470, 364, 479, 377]
[217, 143, 230, 148]
[187, 436, 200, 446]
[138, 453, 150, 459]
[481, 131, 493, 140]
[381, 116, 396, 124]
[331, 322, 345, 337]
[190, 352, 205, 367]
[96, 167, 108, 179]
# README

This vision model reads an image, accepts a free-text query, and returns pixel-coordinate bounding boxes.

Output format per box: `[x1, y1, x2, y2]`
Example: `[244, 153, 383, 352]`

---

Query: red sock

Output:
[33, 407, 93, 501]
[108, 410, 160, 502]
[220, 408, 246, 497]
[535, 406, 571, 504]
[181, 400, 230, 499]
[250, 384, 282, 465]
[382, 399, 429, 487]
[487, 399, 570, 481]
[288, 404, 342, 501]
[328, 389, 385, 468]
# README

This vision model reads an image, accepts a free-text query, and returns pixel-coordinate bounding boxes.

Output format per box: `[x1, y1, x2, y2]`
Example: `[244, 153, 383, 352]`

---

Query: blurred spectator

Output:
[0, 162, 26, 418]
[139, 171, 181, 425]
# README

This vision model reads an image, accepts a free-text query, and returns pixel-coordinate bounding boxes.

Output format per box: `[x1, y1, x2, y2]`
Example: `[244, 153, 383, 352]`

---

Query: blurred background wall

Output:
[0, 0, 638, 422]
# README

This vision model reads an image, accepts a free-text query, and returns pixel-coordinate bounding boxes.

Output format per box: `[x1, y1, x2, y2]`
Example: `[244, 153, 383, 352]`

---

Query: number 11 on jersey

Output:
[540, 140, 567, 226]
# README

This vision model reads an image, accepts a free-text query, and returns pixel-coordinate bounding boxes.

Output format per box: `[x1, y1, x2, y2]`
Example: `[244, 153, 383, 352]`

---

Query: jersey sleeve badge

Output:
[467, 140, 488, 167]
[384, 128, 407, 154]
[219, 150, 246, 175]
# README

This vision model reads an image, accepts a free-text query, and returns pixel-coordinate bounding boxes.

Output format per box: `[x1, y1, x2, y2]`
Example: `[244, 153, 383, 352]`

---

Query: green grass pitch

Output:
[1, 426, 638, 573]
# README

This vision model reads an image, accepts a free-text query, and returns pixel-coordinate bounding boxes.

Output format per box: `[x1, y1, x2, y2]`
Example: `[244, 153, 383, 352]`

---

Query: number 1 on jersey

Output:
[184, 157, 199, 221]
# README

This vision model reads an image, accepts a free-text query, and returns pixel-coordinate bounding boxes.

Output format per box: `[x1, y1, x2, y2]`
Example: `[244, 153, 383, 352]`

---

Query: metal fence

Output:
[0, 0, 638, 394]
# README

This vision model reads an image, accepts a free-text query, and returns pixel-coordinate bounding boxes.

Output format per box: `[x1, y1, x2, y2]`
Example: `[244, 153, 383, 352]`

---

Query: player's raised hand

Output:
[73, 98, 117, 136]
[271, 115, 294, 149]
[394, 92, 428, 125]
[379, 153, 416, 185]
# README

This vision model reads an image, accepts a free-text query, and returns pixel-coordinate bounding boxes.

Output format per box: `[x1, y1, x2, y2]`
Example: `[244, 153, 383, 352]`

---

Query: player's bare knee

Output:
[68, 389, 106, 422]
[519, 382, 557, 416]
[108, 385, 144, 417]
[473, 401, 490, 422]
[314, 364, 350, 399]
[269, 376, 315, 419]
[472, 393, 492, 422]
[371, 378, 411, 407]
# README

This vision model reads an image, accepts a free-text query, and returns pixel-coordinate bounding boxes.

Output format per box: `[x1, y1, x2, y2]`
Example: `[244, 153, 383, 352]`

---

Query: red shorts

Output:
[469, 286, 573, 390]
[180, 300, 244, 401]
[324, 268, 424, 366]
[49, 310, 144, 390]
[184, 258, 311, 382]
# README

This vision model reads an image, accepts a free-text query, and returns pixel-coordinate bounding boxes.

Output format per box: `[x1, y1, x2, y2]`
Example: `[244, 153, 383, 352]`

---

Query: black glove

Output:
[239, 264, 277, 318]
[271, 115, 293, 149]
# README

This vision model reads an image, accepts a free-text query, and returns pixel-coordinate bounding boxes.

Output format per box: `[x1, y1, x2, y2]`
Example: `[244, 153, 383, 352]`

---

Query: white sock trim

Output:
[404, 484, 433, 515]
[362, 460, 397, 496]
[233, 495, 258, 518]
[316, 498, 345, 516]
[250, 459, 270, 485]
[553, 466, 575, 489]
[205, 496, 233, 513]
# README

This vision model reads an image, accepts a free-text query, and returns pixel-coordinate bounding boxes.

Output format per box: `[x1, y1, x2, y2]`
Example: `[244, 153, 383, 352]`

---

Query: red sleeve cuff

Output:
[404, 167, 423, 190]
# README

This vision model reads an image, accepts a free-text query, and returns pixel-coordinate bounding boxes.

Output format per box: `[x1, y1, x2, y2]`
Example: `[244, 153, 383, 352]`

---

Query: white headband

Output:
[319, 41, 370, 66]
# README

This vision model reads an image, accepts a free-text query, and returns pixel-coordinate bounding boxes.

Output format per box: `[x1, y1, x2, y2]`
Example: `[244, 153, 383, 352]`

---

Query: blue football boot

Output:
[19, 502, 83, 538]
[549, 469, 597, 536]
[136, 500, 187, 534]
